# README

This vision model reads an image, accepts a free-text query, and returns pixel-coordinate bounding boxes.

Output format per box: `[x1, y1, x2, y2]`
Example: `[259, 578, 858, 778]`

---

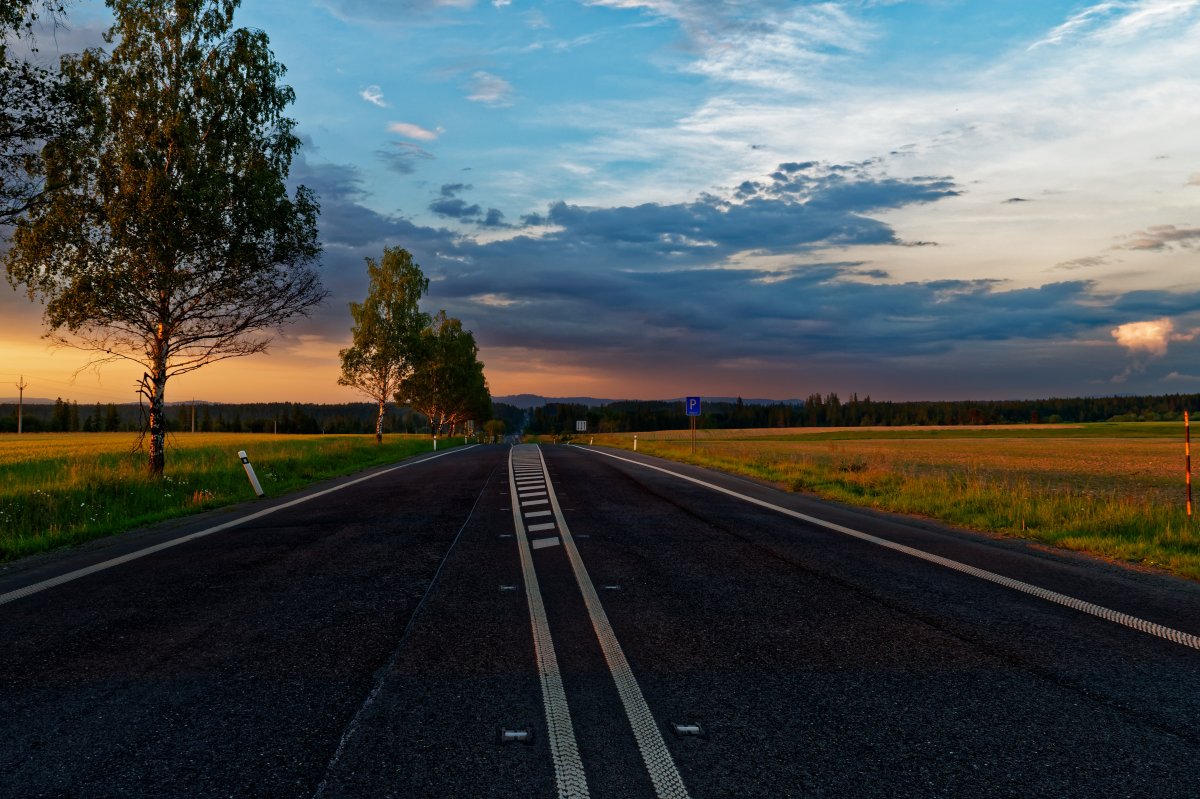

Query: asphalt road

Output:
[2, 442, 1200, 797]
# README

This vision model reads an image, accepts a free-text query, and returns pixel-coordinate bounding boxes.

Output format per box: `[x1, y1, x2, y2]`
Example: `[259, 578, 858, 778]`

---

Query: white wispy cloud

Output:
[587, 0, 872, 89]
[1117, 224, 1200, 251]
[467, 71, 515, 106]
[359, 85, 388, 107]
[1030, 0, 1200, 49]
[387, 121, 443, 141]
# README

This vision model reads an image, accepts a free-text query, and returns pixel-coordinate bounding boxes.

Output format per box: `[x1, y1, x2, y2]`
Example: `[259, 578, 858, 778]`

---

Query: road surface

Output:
[2, 442, 1199, 797]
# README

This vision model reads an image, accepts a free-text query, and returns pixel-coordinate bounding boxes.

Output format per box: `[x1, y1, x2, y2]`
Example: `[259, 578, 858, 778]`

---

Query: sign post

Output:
[685, 396, 701, 454]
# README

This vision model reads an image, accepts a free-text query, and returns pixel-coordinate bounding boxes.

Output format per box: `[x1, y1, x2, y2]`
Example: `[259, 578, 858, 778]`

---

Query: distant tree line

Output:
[515, 392, 1200, 435]
[0, 400, 482, 435]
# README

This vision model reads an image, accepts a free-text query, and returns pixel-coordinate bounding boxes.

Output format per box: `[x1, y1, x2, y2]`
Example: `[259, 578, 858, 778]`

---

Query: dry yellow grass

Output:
[585, 423, 1199, 579]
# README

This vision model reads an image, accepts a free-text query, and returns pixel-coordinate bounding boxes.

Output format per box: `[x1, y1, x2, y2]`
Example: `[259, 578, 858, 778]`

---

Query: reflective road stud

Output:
[497, 726, 535, 745]
[238, 450, 265, 497]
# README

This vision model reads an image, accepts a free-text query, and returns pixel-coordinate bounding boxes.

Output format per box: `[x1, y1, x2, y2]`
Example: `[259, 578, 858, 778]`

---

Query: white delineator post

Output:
[633, 434, 638, 452]
[238, 450, 265, 497]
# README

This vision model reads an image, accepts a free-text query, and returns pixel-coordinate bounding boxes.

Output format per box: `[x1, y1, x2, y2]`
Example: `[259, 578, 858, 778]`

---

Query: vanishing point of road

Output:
[2, 443, 1199, 797]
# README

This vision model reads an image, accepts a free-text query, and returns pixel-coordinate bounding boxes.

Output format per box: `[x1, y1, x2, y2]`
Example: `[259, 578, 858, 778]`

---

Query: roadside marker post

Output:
[633, 435, 638, 452]
[237, 450, 265, 497]
[1187, 410, 1193, 519]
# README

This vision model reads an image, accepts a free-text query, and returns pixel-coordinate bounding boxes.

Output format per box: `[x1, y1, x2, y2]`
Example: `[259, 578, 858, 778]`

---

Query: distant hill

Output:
[494, 394, 803, 408]
[494, 394, 620, 408]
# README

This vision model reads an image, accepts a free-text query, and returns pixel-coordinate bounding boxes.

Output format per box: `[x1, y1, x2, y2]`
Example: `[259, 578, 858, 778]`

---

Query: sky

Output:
[2, 0, 1200, 405]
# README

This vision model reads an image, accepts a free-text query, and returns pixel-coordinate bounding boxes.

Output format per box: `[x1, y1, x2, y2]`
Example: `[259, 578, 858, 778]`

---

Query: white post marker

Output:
[238, 450, 265, 497]
[433, 436, 438, 452]
[633, 435, 638, 452]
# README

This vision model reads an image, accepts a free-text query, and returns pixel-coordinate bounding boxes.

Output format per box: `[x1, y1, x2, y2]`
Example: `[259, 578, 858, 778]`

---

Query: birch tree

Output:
[397, 311, 490, 438]
[4, 0, 324, 476]
[337, 246, 429, 443]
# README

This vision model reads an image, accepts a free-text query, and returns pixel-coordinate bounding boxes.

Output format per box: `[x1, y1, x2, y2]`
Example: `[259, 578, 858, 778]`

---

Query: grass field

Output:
[583, 423, 1200, 580]
[0, 433, 457, 563]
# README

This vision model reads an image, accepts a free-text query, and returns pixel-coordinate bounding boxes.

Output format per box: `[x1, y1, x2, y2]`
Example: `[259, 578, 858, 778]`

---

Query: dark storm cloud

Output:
[288, 154, 1200, 394]
[479, 208, 510, 228]
[430, 198, 483, 219]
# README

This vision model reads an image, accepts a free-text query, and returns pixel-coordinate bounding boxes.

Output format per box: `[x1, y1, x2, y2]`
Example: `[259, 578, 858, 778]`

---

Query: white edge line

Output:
[576, 446, 1200, 652]
[0, 445, 480, 607]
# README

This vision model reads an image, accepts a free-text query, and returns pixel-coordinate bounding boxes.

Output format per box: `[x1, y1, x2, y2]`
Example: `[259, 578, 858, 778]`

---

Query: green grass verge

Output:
[0, 433, 461, 563]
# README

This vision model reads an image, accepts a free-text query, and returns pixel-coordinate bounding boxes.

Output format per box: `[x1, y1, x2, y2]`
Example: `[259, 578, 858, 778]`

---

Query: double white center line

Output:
[508, 445, 691, 799]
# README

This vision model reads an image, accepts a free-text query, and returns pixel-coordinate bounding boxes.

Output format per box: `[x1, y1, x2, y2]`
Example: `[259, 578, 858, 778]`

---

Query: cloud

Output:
[315, 0, 475, 24]
[1004, 197, 1032, 203]
[375, 142, 435, 175]
[387, 121, 442, 141]
[280, 152, 1200, 398]
[1030, 0, 1200, 49]
[1118, 224, 1200, 251]
[429, 184, 482, 218]
[1111, 317, 1199, 356]
[1164, 371, 1200, 382]
[586, 0, 872, 89]
[430, 199, 482, 218]
[480, 208, 510, 227]
[359, 85, 388, 107]
[1054, 255, 1110, 270]
[1188, 173, 1200, 186]
[466, 71, 515, 106]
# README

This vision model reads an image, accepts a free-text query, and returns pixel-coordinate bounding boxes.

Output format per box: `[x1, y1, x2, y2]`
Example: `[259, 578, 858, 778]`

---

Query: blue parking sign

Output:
[685, 396, 701, 416]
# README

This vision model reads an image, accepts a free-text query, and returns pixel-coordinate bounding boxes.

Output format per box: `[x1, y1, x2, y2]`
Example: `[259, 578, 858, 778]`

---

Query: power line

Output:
[15, 375, 28, 434]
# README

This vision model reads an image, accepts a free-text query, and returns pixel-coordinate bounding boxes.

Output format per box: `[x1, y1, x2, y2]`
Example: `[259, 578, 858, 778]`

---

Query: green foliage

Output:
[397, 311, 491, 436]
[4, 0, 324, 476]
[520, 392, 1200, 434]
[0, 2, 75, 224]
[337, 246, 430, 440]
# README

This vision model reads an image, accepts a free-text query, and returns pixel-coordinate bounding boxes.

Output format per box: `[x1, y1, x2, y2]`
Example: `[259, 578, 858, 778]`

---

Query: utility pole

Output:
[191, 399, 196, 433]
[15, 375, 28, 434]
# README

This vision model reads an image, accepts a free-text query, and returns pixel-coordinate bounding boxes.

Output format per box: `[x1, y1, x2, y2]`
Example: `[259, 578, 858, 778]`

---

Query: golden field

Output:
[586, 423, 1198, 579]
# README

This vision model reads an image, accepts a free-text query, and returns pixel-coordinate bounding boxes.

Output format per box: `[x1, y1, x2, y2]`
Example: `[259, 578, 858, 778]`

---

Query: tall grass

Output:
[587, 429, 1200, 580]
[0, 433, 456, 562]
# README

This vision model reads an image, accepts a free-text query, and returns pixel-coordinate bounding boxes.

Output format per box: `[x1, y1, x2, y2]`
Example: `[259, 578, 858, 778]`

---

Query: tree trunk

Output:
[375, 400, 385, 444]
[147, 365, 168, 477]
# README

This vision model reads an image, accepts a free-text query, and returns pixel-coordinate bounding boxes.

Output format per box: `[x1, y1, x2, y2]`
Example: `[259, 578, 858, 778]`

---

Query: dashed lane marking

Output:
[509, 447, 590, 799]
[521, 499, 550, 507]
[578, 447, 1200, 652]
[525, 510, 553, 518]
[528, 522, 557, 532]
[536, 446, 692, 799]
[531, 537, 562, 550]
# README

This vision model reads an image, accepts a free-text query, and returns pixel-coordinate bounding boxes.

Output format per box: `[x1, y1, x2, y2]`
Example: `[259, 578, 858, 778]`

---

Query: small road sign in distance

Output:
[576, 420, 587, 433]
[686, 396, 701, 416]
